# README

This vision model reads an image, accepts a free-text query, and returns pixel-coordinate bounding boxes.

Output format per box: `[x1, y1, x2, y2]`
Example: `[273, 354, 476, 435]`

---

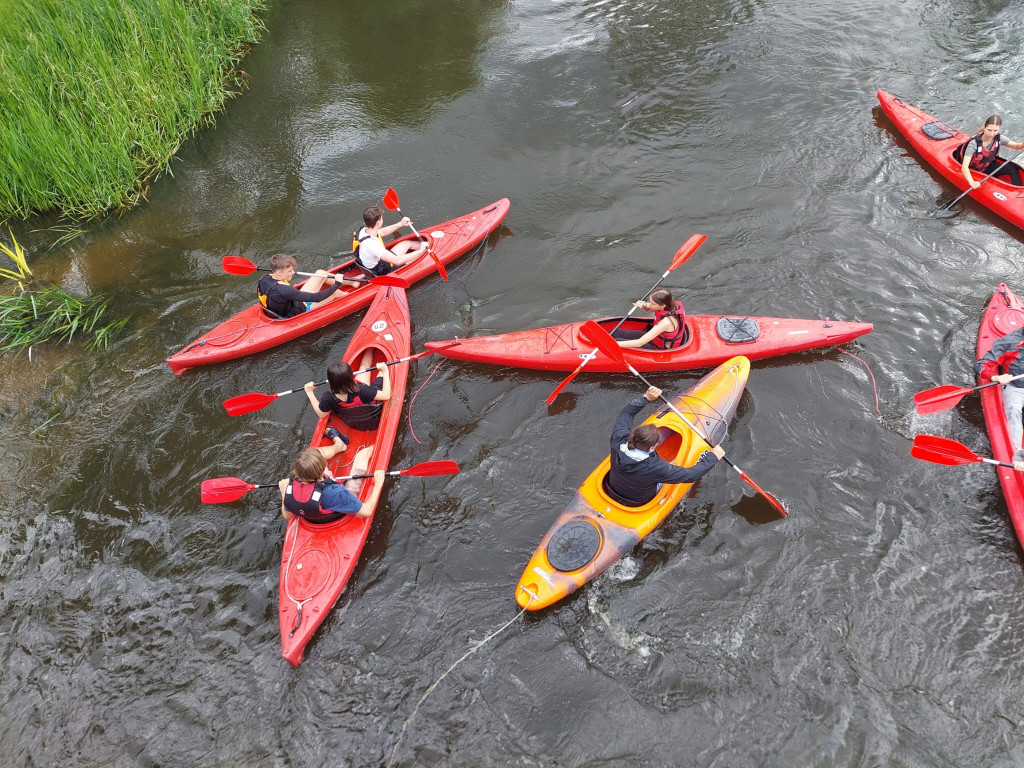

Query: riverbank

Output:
[0, 0, 266, 220]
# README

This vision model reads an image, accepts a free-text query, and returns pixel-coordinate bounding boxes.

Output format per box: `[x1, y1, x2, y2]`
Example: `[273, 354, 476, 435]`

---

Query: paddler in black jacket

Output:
[606, 386, 725, 507]
[975, 326, 1024, 471]
[257, 253, 357, 318]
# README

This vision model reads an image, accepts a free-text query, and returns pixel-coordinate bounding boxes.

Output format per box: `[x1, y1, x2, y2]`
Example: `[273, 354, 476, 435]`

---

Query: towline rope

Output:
[838, 348, 880, 414]
[385, 600, 532, 768]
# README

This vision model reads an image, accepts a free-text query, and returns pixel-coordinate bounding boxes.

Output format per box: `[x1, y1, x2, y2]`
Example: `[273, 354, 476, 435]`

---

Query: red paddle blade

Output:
[201, 477, 258, 504]
[912, 384, 973, 415]
[669, 233, 707, 272]
[910, 434, 982, 466]
[222, 255, 258, 275]
[400, 460, 460, 477]
[371, 274, 410, 288]
[734, 467, 788, 517]
[383, 187, 400, 211]
[223, 392, 278, 416]
[546, 364, 587, 405]
[429, 251, 448, 281]
[579, 320, 626, 366]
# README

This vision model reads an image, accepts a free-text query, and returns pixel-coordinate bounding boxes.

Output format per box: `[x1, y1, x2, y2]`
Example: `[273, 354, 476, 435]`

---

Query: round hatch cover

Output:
[546, 519, 601, 572]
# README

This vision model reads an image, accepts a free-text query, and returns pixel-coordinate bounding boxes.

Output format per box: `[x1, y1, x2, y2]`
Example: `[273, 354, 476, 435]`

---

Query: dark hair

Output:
[327, 361, 360, 396]
[649, 288, 676, 311]
[292, 448, 326, 483]
[363, 206, 384, 228]
[979, 115, 1003, 133]
[628, 424, 659, 452]
[269, 253, 297, 272]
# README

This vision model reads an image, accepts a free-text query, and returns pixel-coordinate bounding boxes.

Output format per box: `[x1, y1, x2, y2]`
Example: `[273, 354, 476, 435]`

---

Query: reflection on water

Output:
[5, 0, 1024, 765]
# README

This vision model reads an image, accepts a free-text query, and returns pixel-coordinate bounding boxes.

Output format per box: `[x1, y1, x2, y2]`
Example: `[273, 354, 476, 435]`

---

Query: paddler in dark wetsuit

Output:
[606, 385, 726, 507]
[257, 253, 356, 319]
[278, 442, 386, 523]
[959, 115, 1024, 189]
[976, 326, 1024, 472]
[613, 288, 687, 350]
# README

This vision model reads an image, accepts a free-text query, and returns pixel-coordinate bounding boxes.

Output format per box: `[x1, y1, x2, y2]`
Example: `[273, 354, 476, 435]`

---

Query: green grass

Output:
[0, 231, 128, 352]
[0, 0, 266, 220]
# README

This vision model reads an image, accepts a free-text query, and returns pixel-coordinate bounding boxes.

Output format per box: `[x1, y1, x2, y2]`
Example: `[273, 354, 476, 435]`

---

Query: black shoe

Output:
[324, 426, 350, 445]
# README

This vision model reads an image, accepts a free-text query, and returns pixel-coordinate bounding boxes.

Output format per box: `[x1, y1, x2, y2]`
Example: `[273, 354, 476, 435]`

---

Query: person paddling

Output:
[353, 206, 428, 276]
[257, 253, 355, 318]
[958, 115, 1024, 189]
[606, 386, 725, 506]
[303, 351, 391, 432]
[278, 444, 386, 523]
[614, 289, 687, 350]
[975, 327, 1024, 472]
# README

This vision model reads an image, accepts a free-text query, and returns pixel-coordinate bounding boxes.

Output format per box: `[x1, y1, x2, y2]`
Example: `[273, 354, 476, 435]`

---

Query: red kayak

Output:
[167, 198, 509, 373]
[876, 90, 1024, 230]
[976, 284, 1024, 546]
[279, 284, 410, 666]
[424, 313, 871, 372]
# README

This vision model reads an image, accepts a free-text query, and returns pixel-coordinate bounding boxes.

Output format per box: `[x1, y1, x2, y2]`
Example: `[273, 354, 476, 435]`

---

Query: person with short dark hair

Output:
[614, 288, 687, 350]
[278, 444, 386, 523]
[257, 253, 356, 318]
[606, 386, 725, 507]
[958, 115, 1024, 189]
[353, 205, 428, 276]
[303, 349, 391, 432]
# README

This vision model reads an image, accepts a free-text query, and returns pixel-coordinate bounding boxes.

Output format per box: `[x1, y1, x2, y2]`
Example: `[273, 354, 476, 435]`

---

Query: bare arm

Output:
[303, 381, 331, 417]
[617, 317, 674, 349]
[961, 150, 979, 188]
[278, 479, 295, 521]
[354, 470, 387, 518]
[379, 217, 411, 238]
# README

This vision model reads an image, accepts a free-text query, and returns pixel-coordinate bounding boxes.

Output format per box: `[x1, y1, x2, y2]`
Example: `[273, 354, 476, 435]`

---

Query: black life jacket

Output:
[283, 475, 346, 524]
[330, 391, 384, 431]
[651, 302, 686, 349]
[257, 274, 300, 318]
[959, 133, 1002, 173]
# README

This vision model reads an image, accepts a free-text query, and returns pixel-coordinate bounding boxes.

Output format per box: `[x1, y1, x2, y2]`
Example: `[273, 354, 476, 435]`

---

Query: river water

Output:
[3, 0, 1024, 765]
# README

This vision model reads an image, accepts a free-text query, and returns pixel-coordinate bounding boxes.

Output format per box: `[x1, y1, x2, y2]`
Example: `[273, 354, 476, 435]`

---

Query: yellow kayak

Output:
[515, 355, 750, 610]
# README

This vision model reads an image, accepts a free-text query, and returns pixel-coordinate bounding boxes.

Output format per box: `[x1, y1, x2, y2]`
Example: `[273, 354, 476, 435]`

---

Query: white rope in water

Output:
[385, 602, 532, 768]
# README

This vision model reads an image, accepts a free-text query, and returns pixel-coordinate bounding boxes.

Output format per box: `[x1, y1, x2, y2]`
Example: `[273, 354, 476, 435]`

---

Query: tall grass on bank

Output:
[0, 232, 128, 352]
[0, 0, 266, 220]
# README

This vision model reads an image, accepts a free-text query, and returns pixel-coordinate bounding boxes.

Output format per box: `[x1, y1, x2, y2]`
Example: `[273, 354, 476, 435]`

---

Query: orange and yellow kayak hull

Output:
[515, 356, 750, 610]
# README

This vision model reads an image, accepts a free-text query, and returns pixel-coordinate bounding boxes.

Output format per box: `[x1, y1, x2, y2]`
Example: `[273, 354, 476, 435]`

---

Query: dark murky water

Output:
[4, 0, 1024, 765]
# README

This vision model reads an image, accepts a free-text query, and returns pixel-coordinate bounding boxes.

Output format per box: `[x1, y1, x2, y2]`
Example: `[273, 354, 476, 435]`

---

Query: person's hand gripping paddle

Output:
[382, 188, 448, 280]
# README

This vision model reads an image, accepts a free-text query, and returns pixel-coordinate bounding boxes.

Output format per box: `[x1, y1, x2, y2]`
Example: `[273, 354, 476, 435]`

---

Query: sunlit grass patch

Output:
[0, 0, 266, 220]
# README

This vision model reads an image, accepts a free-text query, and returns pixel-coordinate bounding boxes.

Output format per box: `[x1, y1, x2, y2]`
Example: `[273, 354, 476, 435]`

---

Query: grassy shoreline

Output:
[0, 0, 266, 220]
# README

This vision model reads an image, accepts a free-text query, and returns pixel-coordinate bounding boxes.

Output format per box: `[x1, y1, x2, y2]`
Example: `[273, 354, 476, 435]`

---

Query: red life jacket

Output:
[331, 391, 383, 431]
[283, 475, 344, 524]
[650, 302, 686, 349]
[966, 133, 1001, 173]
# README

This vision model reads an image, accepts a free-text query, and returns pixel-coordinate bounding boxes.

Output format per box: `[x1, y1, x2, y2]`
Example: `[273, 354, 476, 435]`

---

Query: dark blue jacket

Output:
[606, 397, 719, 507]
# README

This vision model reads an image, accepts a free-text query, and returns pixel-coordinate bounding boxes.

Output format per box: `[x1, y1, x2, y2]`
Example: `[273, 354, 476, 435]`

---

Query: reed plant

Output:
[0, 0, 266, 219]
[0, 232, 128, 352]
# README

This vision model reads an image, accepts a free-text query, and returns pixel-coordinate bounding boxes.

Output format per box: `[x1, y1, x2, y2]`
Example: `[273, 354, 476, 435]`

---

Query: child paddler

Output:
[303, 350, 391, 432]
[278, 443, 386, 523]
[605, 386, 725, 507]
[257, 253, 357, 319]
[613, 288, 687, 350]
[353, 206, 428, 276]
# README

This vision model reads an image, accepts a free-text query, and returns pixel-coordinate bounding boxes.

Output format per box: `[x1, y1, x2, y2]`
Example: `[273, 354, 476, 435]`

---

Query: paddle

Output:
[910, 434, 1020, 470]
[200, 460, 461, 504]
[221, 255, 409, 287]
[221, 343, 460, 416]
[577, 319, 789, 517]
[382, 187, 448, 280]
[545, 233, 707, 405]
[913, 373, 1024, 415]
[932, 146, 1024, 218]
